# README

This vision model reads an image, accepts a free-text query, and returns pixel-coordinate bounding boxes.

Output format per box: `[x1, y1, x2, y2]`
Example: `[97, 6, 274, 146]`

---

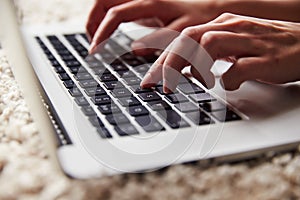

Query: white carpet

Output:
[0, 0, 300, 199]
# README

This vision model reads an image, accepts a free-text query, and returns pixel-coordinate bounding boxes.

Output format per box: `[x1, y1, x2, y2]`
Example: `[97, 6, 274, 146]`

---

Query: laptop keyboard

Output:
[34, 32, 241, 140]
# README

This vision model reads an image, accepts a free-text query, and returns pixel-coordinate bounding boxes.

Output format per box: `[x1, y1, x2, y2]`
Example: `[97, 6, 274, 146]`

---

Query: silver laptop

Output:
[2, 0, 300, 179]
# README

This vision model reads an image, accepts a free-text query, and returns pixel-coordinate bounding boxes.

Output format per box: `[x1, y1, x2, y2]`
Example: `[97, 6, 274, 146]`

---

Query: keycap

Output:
[123, 77, 141, 85]
[177, 83, 205, 94]
[116, 70, 136, 78]
[133, 64, 149, 73]
[103, 81, 124, 90]
[115, 124, 138, 136]
[54, 66, 65, 73]
[63, 80, 75, 88]
[138, 92, 161, 102]
[65, 60, 81, 67]
[189, 93, 216, 103]
[110, 63, 128, 71]
[199, 101, 227, 112]
[68, 87, 82, 97]
[92, 68, 110, 75]
[98, 103, 121, 115]
[61, 54, 76, 61]
[78, 79, 98, 88]
[174, 102, 199, 113]
[84, 86, 106, 96]
[111, 88, 132, 98]
[58, 72, 70, 81]
[135, 115, 165, 132]
[157, 109, 190, 129]
[106, 113, 130, 125]
[126, 59, 144, 67]
[90, 95, 112, 105]
[98, 73, 118, 82]
[69, 66, 88, 74]
[118, 96, 141, 107]
[97, 127, 113, 139]
[81, 106, 96, 116]
[178, 76, 192, 84]
[165, 93, 188, 104]
[211, 110, 241, 122]
[186, 111, 213, 125]
[128, 105, 149, 116]
[88, 61, 106, 69]
[147, 101, 172, 111]
[120, 53, 136, 61]
[130, 85, 153, 94]
[75, 96, 89, 106]
[74, 73, 93, 81]
[89, 116, 104, 127]
[155, 86, 178, 95]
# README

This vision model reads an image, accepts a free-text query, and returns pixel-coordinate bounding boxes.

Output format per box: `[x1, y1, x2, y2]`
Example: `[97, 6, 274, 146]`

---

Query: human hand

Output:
[87, 0, 221, 55]
[140, 13, 300, 92]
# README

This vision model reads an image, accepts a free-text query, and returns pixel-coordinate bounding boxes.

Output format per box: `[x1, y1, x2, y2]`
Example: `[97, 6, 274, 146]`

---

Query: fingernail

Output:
[89, 41, 96, 54]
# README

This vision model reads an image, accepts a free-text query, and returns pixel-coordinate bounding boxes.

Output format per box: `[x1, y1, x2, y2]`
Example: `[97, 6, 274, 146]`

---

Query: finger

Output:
[86, 1, 106, 41]
[131, 16, 191, 56]
[89, 0, 162, 54]
[221, 57, 262, 90]
[191, 66, 215, 89]
[140, 51, 168, 88]
[134, 17, 164, 27]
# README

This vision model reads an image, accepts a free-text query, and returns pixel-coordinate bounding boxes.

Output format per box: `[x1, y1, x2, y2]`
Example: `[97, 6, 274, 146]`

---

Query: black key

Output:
[103, 81, 124, 90]
[211, 110, 241, 122]
[120, 53, 136, 61]
[50, 59, 61, 67]
[199, 101, 227, 112]
[157, 109, 190, 129]
[68, 87, 82, 97]
[174, 102, 199, 113]
[165, 93, 188, 104]
[63, 80, 75, 88]
[98, 103, 121, 115]
[65, 60, 81, 67]
[111, 88, 132, 98]
[75, 96, 89, 106]
[84, 86, 106, 96]
[118, 96, 141, 107]
[89, 116, 104, 127]
[81, 106, 96, 116]
[138, 92, 161, 102]
[69, 66, 88, 74]
[78, 79, 98, 88]
[58, 72, 70, 81]
[177, 83, 205, 94]
[61, 54, 76, 61]
[90, 95, 112, 105]
[130, 85, 153, 94]
[123, 77, 141, 85]
[186, 111, 213, 125]
[97, 127, 113, 139]
[100, 51, 115, 62]
[99, 73, 118, 82]
[155, 86, 178, 95]
[147, 101, 172, 111]
[133, 64, 149, 73]
[189, 93, 216, 103]
[126, 59, 144, 67]
[110, 63, 128, 71]
[92, 68, 110, 75]
[135, 115, 165, 132]
[178, 76, 192, 84]
[54, 66, 65, 73]
[128, 105, 149, 116]
[115, 124, 138, 136]
[116, 70, 136, 78]
[106, 113, 130, 125]
[74, 73, 93, 81]
[88, 61, 106, 69]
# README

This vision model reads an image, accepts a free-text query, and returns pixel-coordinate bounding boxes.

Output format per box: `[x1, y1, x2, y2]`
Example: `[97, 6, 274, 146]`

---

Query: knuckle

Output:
[107, 7, 122, 18]
[217, 12, 235, 21]
[181, 27, 198, 38]
[200, 31, 218, 49]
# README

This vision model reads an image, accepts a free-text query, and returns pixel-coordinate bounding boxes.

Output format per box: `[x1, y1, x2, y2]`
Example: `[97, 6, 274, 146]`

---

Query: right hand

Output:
[86, 0, 222, 55]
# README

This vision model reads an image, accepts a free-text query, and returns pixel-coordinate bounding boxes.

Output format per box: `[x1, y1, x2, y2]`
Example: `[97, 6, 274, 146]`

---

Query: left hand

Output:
[140, 13, 300, 92]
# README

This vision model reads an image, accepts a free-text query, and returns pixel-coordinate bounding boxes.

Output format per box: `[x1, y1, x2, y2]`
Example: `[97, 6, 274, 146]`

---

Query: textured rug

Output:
[0, 0, 300, 199]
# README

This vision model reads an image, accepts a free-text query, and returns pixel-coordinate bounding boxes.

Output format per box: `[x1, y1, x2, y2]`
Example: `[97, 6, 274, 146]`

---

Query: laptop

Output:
[1, 0, 300, 179]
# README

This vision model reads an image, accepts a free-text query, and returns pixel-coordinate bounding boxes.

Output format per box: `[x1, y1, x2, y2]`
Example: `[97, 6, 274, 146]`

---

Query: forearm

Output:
[215, 0, 300, 22]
